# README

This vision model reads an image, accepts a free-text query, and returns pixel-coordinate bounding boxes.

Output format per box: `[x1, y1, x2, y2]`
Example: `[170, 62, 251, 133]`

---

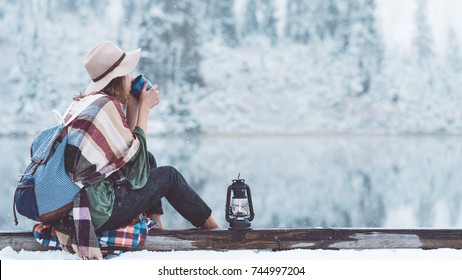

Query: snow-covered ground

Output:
[1, 245, 461, 260]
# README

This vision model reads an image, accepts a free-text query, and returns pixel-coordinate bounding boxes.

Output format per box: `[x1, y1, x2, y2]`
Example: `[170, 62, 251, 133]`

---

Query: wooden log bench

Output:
[1, 228, 462, 252]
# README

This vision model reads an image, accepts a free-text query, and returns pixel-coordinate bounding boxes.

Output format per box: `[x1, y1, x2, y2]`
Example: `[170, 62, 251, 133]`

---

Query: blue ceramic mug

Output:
[130, 74, 153, 99]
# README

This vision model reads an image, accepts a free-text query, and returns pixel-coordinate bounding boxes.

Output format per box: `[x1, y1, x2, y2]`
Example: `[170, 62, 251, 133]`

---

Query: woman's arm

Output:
[126, 94, 139, 131]
[137, 81, 159, 134]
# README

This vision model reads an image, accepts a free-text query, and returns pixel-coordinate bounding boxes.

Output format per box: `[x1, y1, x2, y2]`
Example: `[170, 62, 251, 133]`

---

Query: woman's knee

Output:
[158, 166, 180, 177]
[150, 165, 178, 177]
[151, 166, 182, 186]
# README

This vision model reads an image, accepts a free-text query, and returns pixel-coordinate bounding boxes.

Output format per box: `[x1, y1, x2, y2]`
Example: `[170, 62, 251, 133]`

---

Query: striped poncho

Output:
[65, 94, 140, 186]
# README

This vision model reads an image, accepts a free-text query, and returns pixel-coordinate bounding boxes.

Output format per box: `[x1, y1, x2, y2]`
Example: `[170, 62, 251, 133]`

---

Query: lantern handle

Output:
[246, 184, 255, 221]
[225, 184, 233, 223]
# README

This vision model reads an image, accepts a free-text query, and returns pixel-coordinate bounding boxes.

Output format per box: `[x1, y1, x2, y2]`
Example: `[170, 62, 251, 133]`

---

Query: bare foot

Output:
[148, 213, 164, 229]
[201, 215, 221, 229]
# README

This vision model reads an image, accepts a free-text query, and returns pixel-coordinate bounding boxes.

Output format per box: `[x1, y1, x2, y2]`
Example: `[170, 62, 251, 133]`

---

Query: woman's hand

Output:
[139, 80, 159, 112]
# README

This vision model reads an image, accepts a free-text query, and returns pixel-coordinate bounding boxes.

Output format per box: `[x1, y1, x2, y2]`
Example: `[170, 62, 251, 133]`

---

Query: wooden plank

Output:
[146, 228, 462, 251]
[329, 229, 462, 250]
[1, 228, 462, 252]
[0, 231, 50, 252]
[144, 228, 335, 251]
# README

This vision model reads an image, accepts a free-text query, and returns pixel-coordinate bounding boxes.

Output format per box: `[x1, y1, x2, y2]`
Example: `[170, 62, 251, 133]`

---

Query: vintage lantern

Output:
[225, 174, 255, 229]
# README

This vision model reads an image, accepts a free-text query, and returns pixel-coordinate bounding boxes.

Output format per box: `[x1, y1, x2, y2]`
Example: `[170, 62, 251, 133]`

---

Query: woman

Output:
[65, 41, 220, 232]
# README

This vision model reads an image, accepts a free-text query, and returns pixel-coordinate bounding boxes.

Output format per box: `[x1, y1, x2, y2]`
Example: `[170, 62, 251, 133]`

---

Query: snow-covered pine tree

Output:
[212, 1, 238, 47]
[284, 1, 312, 44]
[178, 1, 204, 87]
[345, 0, 383, 96]
[409, 0, 439, 131]
[445, 28, 462, 74]
[414, 0, 435, 69]
[443, 28, 462, 118]
[321, 0, 341, 40]
[260, 0, 278, 45]
[242, 0, 259, 37]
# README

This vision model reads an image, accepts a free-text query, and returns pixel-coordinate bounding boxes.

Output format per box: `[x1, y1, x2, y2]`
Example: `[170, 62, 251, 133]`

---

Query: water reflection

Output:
[1, 135, 462, 231]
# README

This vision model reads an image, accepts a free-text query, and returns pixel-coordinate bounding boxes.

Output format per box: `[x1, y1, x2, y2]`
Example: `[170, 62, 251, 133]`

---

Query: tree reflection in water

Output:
[2, 135, 462, 230]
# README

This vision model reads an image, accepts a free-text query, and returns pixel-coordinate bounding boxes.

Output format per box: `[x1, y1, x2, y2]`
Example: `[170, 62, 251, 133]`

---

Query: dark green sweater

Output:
[85, 127, 150, 230]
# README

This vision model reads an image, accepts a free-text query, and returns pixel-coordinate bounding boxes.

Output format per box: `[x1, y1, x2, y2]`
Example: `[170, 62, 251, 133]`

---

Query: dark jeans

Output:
[96, 153, 212, 232]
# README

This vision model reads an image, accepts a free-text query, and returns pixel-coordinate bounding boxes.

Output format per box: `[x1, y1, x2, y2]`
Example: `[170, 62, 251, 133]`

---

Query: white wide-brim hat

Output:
[84, 41, 141, 94]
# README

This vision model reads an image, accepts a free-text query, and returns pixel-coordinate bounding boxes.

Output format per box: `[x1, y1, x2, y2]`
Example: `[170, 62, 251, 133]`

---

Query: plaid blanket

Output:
[98, 214, 157, 256]
[32, 223, 59, 248]
[33, 212, 158, 258]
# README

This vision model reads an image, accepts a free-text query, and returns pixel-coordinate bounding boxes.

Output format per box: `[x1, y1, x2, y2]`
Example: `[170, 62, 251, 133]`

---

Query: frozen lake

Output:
[2, 134, 462, 231]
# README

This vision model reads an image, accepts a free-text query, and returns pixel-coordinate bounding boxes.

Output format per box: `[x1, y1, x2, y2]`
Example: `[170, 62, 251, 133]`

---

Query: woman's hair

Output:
[101, 76, 129, 106]
[74, 76, 129, 106]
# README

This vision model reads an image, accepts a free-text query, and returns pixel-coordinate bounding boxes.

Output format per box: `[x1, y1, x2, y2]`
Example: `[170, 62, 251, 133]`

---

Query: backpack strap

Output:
[61, 93, 105, 127]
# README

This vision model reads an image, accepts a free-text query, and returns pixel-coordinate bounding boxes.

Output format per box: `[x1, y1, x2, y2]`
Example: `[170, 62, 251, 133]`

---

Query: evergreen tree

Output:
[446, 28, 462, 74]
[284, 1, 318, 44]
[178, 1, 204, 86]
[260, 0, 278, 44]
[242, 0, 259, 37]
[308, 0, 335, 41]
[346, 0, 383, 96]
[413, 0, 435, 68]
[324, 0, 341, 39]
[444, 28, 462, 107]
[329, 0, 352, 53]
[411, 0, 436, 110]
[241, 0, 278, 44]
[199, 0, 238, 47]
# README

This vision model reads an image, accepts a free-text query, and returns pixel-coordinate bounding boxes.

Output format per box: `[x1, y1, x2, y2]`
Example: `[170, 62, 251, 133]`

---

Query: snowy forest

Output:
[1, 0, 462, 135]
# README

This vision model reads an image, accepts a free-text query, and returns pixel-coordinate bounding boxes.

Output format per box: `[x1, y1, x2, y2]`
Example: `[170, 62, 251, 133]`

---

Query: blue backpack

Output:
[13, 94, 103, 224]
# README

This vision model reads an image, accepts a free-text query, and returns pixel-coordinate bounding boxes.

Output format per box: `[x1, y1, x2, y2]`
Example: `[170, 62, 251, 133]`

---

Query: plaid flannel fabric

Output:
[99, 215, 157, 248]
[32, 223, 60, 248]
[98, 215, 158, 256]
[33, 209, 158, 258]
[53, 188, 102, 259]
